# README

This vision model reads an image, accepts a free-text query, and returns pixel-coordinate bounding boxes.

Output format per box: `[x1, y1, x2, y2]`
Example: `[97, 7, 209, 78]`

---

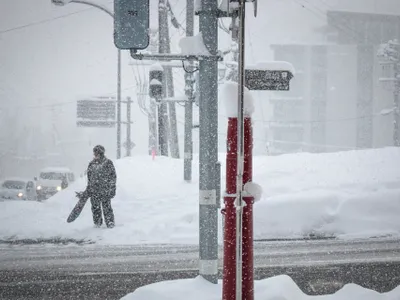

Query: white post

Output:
[235, 1, 246, 299]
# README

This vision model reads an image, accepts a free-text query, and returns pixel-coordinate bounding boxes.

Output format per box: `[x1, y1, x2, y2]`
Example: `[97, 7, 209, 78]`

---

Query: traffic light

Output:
[149, 66, 164, 99]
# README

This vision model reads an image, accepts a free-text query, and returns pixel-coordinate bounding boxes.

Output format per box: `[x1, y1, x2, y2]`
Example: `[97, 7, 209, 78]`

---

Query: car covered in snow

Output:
[35, 167, 75, 200]
[0, 178, 38, 201]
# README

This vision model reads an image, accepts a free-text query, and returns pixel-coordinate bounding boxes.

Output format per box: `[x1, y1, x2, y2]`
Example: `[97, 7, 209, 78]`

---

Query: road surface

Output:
[1, 238, 400, 299]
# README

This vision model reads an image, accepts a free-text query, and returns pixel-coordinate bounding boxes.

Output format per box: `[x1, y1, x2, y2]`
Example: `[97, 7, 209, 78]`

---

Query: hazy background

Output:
[0, 0, 399, 178]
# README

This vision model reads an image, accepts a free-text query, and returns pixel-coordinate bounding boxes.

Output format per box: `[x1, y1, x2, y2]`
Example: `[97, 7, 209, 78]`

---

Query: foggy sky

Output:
[0, 0, 399, 168]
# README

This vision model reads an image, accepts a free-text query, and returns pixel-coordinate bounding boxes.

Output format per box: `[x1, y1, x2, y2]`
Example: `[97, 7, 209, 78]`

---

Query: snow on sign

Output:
[114, 0, 150, 50]
[245, 61, 295, 91]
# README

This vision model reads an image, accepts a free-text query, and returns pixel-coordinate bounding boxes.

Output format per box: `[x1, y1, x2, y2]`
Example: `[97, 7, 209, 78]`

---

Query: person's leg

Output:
[90, 196, 103, 227]
[101, 197, 115, 228]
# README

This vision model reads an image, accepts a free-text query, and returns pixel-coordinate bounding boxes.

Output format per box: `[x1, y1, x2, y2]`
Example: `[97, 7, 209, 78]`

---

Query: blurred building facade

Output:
[266, 11, 400, 155]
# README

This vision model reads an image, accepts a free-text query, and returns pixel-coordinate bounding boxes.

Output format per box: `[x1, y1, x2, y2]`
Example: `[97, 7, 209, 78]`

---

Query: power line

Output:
[0, 8, 93, 35]
[0, 84, 138, 111]
[292, 0, 382, 44]
[0, 0, 114, 35]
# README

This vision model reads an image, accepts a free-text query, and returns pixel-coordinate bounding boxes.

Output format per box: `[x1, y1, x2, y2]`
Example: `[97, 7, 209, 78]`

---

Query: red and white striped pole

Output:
[222, 99, 254, 300]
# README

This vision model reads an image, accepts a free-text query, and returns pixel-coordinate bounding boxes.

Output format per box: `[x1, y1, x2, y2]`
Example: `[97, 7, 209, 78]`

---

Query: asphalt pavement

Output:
[1, 238, 400, 299]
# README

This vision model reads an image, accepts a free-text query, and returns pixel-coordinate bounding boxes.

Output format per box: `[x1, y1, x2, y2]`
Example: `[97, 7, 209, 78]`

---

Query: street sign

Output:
[244, 69, 294, 91]
[76, 97, 116, 128]
[114, 0, 150, 50]
[123, 140, 136, 150]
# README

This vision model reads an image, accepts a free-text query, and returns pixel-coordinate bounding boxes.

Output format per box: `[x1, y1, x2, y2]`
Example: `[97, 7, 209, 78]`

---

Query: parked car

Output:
[35, 167, 75, 200]
[0, 178, 38, 201]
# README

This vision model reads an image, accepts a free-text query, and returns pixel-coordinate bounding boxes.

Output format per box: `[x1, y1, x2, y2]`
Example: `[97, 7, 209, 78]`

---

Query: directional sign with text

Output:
[76, 98, 116, 128]
[114, 0, 150, 50]
[244, 69, 294, 91]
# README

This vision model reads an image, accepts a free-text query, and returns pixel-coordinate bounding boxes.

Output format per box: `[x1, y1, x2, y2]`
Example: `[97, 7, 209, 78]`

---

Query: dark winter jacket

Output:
[85, 156, 117, 198]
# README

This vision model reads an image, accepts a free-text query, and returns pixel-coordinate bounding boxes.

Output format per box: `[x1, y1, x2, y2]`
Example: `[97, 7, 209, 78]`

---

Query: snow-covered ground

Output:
[120, 275, 400, 300]
[1, 147, 399, 245]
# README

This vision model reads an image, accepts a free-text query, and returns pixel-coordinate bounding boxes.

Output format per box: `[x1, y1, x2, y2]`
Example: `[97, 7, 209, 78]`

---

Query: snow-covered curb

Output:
[120, 275, 400, 300]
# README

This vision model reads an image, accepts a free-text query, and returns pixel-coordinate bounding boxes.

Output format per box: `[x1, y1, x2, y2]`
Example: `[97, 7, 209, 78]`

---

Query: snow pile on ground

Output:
[253, 147, 400, 240]
[0, 156, 205, 244]
[120, 275, 400, 300]
[0, 147, 399, 244]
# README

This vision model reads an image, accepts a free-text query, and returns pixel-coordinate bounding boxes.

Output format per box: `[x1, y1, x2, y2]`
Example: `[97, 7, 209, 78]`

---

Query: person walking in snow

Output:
[83, 145, 117, 228]
[61, 175, 68, 190]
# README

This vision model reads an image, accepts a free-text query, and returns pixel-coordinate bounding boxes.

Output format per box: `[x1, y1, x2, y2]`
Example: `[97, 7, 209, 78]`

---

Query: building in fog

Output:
[325, 11, 400, 149]
[267, 11, 400, 155]
[268, 44, 329, 155]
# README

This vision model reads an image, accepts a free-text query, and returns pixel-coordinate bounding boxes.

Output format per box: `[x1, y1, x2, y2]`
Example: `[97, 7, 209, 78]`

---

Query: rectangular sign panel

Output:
[77, 99, 116, 121]
[114, 0, 150, 50]
[245, 69, 293, 91]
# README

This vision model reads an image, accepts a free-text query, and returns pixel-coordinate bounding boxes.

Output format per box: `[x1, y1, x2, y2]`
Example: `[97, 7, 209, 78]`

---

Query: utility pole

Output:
[395, 55, 400, 147]
[146, 34, 159, 156]
[117, 50, 122, 159]
[378, 39, 400, 147]
[124, 0, 223, 286]
[198, 0, 219, 284]
[164, 2, 180, 159]
[158, 0, 170, 156]
[149, 100, 158, 155]
[126, 97, 133, 156]
[183, 0, 195, 182]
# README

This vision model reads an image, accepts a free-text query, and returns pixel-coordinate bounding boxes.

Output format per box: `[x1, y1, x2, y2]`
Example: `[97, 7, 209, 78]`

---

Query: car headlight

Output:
[56, 186, 62, 191]
[36, 185, 42, 190]
[18, 192, 23, 197]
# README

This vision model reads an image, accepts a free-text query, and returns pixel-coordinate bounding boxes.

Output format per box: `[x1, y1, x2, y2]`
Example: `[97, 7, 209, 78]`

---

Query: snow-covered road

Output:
[1, 238, 400, 299]
[2, 237, 400, 272]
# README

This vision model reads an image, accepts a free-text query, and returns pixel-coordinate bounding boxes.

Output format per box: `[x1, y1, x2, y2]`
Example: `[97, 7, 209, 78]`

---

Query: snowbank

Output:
[0, 147, 400, 244]
[0, 156, 207, 245]
[252, 148, 400, 240]
[120, 275, 400, 300]
[220, 81, 255, 117]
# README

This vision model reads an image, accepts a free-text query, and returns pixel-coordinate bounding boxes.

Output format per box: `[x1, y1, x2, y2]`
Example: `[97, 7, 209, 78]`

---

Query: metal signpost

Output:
[235, 1, 247, 299]
[224, 1, 295, 299]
